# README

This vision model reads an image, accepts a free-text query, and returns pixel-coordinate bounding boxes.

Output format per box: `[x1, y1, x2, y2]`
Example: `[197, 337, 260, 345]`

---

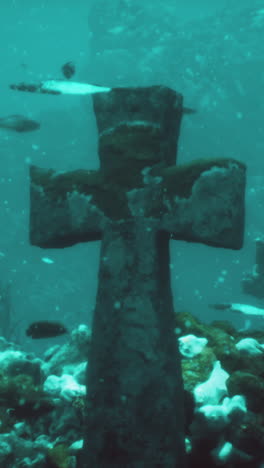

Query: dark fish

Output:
[0, 114, 40, 132]
[61, 61, 75, 79]
[26, 321, 68, 339]
[209, 303, 231, 310]
[183, 107, 197, 115]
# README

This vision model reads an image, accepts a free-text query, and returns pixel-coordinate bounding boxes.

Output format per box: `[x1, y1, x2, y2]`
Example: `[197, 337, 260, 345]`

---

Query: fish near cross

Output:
[29, 86, 246, 468]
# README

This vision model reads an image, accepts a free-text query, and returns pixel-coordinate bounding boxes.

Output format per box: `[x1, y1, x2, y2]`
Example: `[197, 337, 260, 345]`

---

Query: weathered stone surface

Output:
[93, 86, 183, 167]
[30, 157, 245, 250]
[84, 223, 186, 468]
[29, 86, 246, 468]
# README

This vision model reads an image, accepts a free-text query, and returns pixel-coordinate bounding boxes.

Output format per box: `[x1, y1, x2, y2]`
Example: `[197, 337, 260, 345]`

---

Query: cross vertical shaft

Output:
[85, 223, 185, 467]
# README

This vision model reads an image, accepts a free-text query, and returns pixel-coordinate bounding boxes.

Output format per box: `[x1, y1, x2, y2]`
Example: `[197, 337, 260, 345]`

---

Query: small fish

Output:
[10, 80, 111, 96]
[26, 321, 68, 339]
[0, 114, 40, 132]
[41, 257, 54, 264]
[61, 61, 75, 79]
[210, 303, 264, 317]
[183, 107, 197, 115]
[209, 303, 231, 311]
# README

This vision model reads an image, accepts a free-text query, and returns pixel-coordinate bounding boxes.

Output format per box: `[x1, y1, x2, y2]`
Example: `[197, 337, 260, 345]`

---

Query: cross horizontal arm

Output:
[30, 157, 245, 250]
[160, 158, 246, 249]
[29, 165, 107, 247]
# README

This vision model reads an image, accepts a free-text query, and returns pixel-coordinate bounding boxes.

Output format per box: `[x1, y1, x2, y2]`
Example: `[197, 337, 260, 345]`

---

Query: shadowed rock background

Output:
[0, 0, 263, 352]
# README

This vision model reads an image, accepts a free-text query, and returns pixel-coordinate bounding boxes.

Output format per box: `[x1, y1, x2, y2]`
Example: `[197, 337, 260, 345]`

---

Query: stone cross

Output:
[29, 86, 246, 468]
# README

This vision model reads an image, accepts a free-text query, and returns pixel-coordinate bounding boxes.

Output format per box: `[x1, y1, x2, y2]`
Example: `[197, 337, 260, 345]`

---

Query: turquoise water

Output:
[0, 2, 263, 467]
[0, 0, 263, 347]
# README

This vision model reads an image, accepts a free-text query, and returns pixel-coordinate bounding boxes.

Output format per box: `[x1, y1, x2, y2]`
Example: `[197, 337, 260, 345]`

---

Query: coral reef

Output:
[177, 310, 264, 466]
[0, 316, 263, 467]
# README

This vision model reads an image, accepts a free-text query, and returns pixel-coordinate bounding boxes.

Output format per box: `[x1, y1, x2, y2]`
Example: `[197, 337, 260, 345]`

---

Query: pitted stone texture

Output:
[84, 223, 186, 468]
[30, 160, 245, 250]
[93, 86, 183, 168]
[162, 162, 245, 249]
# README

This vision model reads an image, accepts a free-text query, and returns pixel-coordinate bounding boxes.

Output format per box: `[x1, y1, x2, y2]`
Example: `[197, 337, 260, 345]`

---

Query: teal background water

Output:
[0, 0, 263, 351]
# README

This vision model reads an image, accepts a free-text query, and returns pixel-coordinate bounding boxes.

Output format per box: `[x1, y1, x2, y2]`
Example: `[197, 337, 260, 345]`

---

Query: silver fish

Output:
[210, 303, 264, 317]
[10, 80, 111, 96]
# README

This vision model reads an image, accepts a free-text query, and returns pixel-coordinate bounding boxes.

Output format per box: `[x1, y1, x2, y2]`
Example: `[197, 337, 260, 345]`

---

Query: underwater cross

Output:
[29, 86, 246, 468]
